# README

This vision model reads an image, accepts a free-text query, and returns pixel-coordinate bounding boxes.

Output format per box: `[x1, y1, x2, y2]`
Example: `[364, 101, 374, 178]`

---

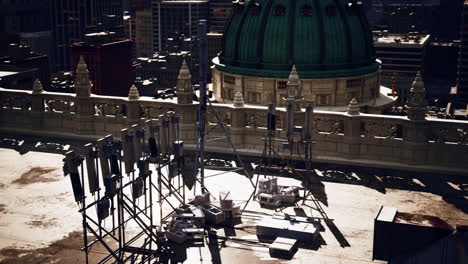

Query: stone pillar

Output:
[403, 72, 429, 164]
[283, 65, 303, 132]
[284, 65, 303, 112]
[407, 72, 427, 121]
[177, 104, 197, 144]
[31, 79, 44, 130]
[175, 60, 197, 142]
[74, 56, 94, 134]
[176, 60, 193, 105]
[127, 84, 141, 124]
[230, 91, 246, 146]
[344, 98, 361, 158]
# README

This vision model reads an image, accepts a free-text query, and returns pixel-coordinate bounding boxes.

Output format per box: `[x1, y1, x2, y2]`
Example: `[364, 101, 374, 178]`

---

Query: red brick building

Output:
[71, 37, 135, 96]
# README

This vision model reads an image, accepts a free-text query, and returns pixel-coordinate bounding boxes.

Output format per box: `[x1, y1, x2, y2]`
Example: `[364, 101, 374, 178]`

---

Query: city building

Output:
[373, 32, 430, 105]
[151, 0, 209, 52]
[49, 0, 124, 72]
[0, 66, 36, 90]
[0, 0, 53, 69]
[0, 43, 51, 89]
[362, 0, 464, 42]
[208, 0, 233, 33]
[207, 32, 223, 66]
[213, 0, 391, 111]
[135, 8, 153, 57]
[71, 36, 135, 96]
[0, 0, 50, 34]
[454, 0, 468, 106]
[137, 49, 192, 89]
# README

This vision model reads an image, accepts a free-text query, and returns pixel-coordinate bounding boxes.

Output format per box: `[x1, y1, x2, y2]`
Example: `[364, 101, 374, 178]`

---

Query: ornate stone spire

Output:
[287, 65, 300, 86]
[407, 71, 427, 120]
[285, 65, 303, 111]
[128, 84, 140, 100]
[178, 59, 191, 80]
[32, 79, 43, 94]
[176, 59, 193, 104]
[347, 97, 360, 115]
[233, 91, 244, 107]
[75, 56, 92, 97]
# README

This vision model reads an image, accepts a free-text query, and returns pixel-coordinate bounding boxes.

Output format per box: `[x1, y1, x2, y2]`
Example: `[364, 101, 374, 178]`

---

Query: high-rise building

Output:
[49, 0, 124, 72]
[209, 0, 233, 33]
[135, 9, 153, 57]
[151, 0, 209, 52]
[0, 43, 51, 89]
[0, 0, 50, 34]
[373, 32, 430, 104]
[71, 35, 135, 96]
[0, 0, 53, 69]
[455, 1, 468, 105]
[362, 0, 464, 41]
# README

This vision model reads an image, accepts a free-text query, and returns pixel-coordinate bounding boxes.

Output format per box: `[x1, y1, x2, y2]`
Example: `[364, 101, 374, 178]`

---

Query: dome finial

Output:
[288, 65, 300, 85]
[411, 71, 424, 92]
[348, 97, 360, 115]
[32, 78, 44, 94]
[233, 91, 245, 107]
[178, 59, 191, 79]
[128, 84, 140, 100]
[75, 55, 92, 97]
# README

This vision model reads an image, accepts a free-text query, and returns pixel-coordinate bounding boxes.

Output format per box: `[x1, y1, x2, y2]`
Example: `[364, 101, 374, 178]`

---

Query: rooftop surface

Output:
[373, 34, 431, 47]
[0, 147, 466, 263]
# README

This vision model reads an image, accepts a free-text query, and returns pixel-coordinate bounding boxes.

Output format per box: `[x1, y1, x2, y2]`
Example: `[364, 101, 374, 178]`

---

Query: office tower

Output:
[71, 35, 135, 96]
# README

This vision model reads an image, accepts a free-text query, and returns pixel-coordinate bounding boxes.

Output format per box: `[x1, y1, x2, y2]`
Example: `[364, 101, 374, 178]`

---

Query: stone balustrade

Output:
[1, 86, 468, 175]
[1, 59, 467, 174]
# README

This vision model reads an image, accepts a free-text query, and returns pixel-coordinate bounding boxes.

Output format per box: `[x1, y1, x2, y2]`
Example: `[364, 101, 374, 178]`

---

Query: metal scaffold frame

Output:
[63, 111, 188, 263]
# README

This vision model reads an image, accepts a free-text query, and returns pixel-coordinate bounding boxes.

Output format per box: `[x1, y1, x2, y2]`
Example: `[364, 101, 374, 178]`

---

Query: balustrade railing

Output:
[1, 87, 468, 171]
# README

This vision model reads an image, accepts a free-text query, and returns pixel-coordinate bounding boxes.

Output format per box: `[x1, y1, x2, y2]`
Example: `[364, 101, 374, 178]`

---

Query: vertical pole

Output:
[95, 147, 102, 239]
[80, 159, 89, 264]
[197, 20, 207, 193]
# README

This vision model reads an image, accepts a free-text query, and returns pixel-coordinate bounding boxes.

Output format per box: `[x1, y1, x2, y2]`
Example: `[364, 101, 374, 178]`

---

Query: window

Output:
[226, 88, 235, 100]
[274, 5, 285, 16]
[316, 95, 330, 106]
[247, 91, 261, 104]
[224, 75, 235, 85]
[346, 79, 362, 90]
[277, 81, 287, 89]
[301, 5, 312, 16]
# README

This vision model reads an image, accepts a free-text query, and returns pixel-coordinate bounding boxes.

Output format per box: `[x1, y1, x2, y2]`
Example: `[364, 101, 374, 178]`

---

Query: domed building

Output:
[211, 0, 392, 110]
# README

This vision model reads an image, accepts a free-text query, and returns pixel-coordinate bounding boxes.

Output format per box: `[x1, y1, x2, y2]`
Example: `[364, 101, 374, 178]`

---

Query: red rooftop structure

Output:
[71, 36, 135, 97]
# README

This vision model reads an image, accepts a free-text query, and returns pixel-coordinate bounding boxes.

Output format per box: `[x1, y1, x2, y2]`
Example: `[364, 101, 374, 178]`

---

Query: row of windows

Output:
[225, 90, 366, 107]
[225, 76, 366, 91]
[238, 3, 359, 17]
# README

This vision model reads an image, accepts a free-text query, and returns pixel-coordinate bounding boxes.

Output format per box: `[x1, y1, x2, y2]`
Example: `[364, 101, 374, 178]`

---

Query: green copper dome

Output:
[215, 0, 379, 79]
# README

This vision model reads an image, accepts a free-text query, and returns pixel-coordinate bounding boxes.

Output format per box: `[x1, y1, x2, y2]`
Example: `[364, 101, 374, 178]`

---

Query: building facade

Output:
[49, 0, 124, 72]
[0, 43, 51, 89]
[208, 0, 233, 33]
[151, 0, 209, 52]
[373, 32, 430, 104]
[135, 8, 154, 57]
[213, 0, 381, 109]
[71, 37, 134, 96]
[455, 1, 468, 105]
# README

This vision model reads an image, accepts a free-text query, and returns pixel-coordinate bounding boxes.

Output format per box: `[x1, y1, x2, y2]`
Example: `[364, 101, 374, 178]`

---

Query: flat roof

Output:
[0, 71, 19, 78]
[374, 34, 431, 47]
